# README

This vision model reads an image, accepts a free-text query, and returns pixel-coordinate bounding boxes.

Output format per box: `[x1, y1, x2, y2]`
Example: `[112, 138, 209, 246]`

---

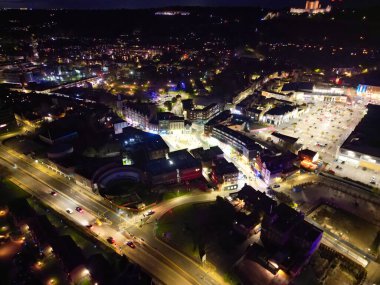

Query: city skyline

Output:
[1, 2, 380, 285]
[0, 0, 378, 9]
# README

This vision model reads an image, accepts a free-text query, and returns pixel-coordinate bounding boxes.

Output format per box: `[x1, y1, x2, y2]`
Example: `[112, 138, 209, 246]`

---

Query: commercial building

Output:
[298, 148, 319, 163]
[190, 146, 224, 168]
[271, 132, 298, 149]
[204, 110, 231, 135]
[261, 203, 323, 275]
[120, 126, 169, 162]
[156, 112, 187, 134]
[112, 118, 129, 135]
[144, 149, 202, 185]
[290, 0, 331, 14]
[210, 157, 239, 190]
[245, 107, 262, 122]
[122, 102, 157, 130]
[39, 130, 78, 145]
[211, 124, 263, 160]
[338, 104, 380, 171]
[281, 82, 347, 103]
[261, 90, 294, 102]
[262, 105, 299, 126]
[356, 84, 380, 103]
[185, 101, 222, 121]
[254, 152, 298, 185]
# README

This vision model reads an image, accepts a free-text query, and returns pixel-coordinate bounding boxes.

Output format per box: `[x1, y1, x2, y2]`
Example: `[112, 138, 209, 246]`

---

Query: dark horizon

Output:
[0, 0, 379, 9]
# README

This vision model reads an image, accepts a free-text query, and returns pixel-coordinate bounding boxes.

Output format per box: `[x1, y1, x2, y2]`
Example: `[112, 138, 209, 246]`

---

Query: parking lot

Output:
[278, 102, 366, 164]
[257, 102, 380, 186]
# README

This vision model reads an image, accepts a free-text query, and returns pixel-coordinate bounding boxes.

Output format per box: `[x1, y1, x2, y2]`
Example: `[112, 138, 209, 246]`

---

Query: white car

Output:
[143, 210, 155, 217]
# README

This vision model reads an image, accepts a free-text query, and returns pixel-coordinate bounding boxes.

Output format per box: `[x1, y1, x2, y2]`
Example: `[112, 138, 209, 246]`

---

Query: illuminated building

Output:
[186, 102, 222, 121]
[305, 0, 319, 10]
[356, 84, 380, 103]
[121, 102, 156, 130]
[211, 124, 263, 160]
[145, 150, 202, 186]
[281, 82, 347, 103]
[262, 105, 299, 126]
[204, 110, 231, 135]
[210, 157, 239, 190]
[156, 112, 187, 134]
[338, 104, 380, 171]
[254, 152, 298, 185]
[290, 0, 331, 14]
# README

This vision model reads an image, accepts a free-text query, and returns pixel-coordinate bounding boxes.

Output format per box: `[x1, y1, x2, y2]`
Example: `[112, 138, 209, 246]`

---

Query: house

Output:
[190, 146, 224, 168]
[210, 157, 239, 190]
[254, 152, 298, 185]
[298, 148, 319, 163]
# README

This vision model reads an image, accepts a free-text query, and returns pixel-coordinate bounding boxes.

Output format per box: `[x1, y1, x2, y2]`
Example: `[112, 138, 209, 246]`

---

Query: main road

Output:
[0, 139, 227, 285]
[1, 131, 374, 283]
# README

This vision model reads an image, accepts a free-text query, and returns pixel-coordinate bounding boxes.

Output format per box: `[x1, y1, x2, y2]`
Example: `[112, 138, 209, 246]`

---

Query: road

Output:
[2, 126, 377, 284]
[0, 141, 227, 285]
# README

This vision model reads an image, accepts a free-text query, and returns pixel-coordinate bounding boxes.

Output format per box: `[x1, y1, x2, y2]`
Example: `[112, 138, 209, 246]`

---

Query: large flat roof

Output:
[341, 104, 380, 158]
[145, 149, 200, 176]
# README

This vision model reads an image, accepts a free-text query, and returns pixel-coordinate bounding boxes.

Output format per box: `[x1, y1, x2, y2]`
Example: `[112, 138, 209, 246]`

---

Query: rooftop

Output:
[145, 149, 201, 176]
[213, 157, 239, 176]
[213, 124, 263, 151]
[340, 104, 380, 158]
[281, 82, 313, 93]
[260, 152, 297, 172]
[205, 110, 231, 126]
[190, 146, 224, 162]
[123, 102, 156, 116]
[270, 203, 304, 234]
[266, 105, 297, 116]
[293, 221, 323, 243]
[298, 148, 317, 158]
[237, 184, 276, 214]
[271, 132, 298, 144]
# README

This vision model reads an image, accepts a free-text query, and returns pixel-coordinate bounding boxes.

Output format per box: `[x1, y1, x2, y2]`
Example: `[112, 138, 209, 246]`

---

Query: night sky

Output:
[0, 0, 376, 9]
[0, 0, 328, 9]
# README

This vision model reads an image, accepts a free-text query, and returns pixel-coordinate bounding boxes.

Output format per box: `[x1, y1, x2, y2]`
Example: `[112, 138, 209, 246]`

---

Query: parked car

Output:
[76, 207, 84, 213]
[107, 237, 116, 244]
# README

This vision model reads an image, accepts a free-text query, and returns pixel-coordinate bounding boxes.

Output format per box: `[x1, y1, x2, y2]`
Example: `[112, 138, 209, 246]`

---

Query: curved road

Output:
[0, 139, 227, 285]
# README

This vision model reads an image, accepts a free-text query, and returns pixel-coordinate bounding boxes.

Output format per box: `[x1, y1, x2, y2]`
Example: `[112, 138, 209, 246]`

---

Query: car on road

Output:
[293, 187, 302, 193]
[86, 224, 93, 230]
[76, 207, 84, 213]
[107, 237, 116, 244]
[50, 191, 57, 196]
[143, 210, 155, 217]
[66, 208, 73, 214]
[126, 241, 136, 249]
